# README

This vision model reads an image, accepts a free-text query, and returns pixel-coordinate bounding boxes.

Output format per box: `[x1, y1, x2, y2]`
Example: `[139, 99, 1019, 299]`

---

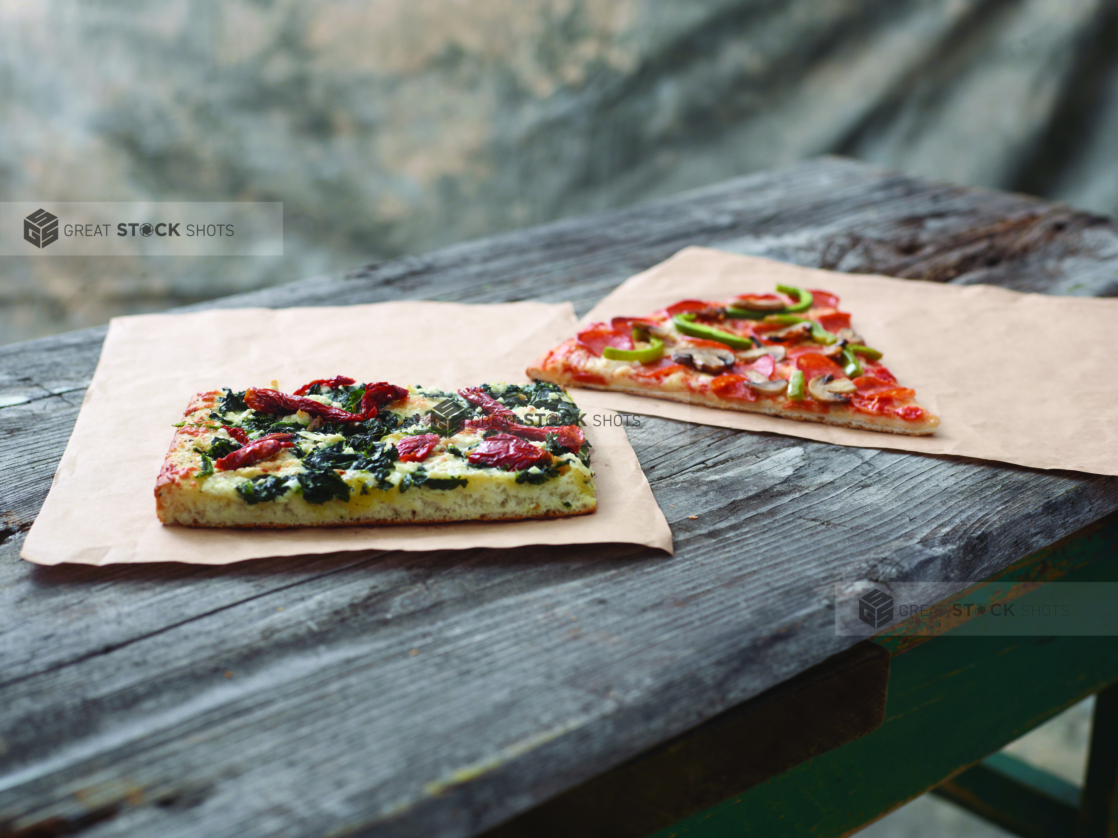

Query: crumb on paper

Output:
[409, 649, 419, 656]
[277, 607, 284, 612]
[688, 515, 698, 520]
[270, 379, 279, 390]
[224, 671, 233, 678]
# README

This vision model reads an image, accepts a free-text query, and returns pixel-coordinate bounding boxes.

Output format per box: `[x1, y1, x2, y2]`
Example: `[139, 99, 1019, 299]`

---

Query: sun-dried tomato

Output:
[359, 382, 408, 419]
[223, 426, 250, 445]
[467, 434, 552, 471]
[458, 387, 517, 421]
[395, 433, 440, 463]
[215, 433, 295, 471]
[245, 388, 365, 422]
[293, 376, 356, 396]
[462, 417, 585, 452]
[457, 387, 584, 451]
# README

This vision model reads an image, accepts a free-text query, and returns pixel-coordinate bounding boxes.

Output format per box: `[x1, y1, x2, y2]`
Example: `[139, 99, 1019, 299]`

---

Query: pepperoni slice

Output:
[710, 374, 757, 401]
[396, 433, 440, 463]
[817, 311, 851, 332]
[662, 299, 711, 317]
[575, 323, 633, 356]
[746, 354, 776, 378]
[808, 289, 840, 309]
[853, 375, 913, 398]
[733, 293, 787, 307]
[796, 353, 846, 381]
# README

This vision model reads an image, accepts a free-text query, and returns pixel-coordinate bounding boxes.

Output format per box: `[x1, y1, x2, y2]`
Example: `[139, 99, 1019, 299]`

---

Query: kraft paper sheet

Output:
[22, 302, 673, 566]
[562, 247, 1118, 476]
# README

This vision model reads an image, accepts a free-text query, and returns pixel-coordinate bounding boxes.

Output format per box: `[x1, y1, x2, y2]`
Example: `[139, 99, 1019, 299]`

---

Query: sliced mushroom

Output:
[808, 374, 853, 404]
[633, 322, 676, 344]
[765, 322, 813, 342]
[743, 370, 789, 394]
[826, 378, 857, 395]
[671, 347, 735, 374]
[737, 344, 786, 362]
[818, 342, 846, 359]
[732, 296, 787, 312]
[837, 328, 865, 344]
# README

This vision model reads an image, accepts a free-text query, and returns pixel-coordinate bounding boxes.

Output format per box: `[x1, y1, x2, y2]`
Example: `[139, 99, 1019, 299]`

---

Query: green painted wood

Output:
[876, 513, 1118, 657]
[649, 514, 1118, 838]
[1077, 681, 1118, 837]
[933, 753, 1079, 838]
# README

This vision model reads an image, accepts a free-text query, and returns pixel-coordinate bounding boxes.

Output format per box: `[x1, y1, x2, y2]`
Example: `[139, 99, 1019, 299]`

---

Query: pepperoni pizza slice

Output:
[527, 284, 939, 436]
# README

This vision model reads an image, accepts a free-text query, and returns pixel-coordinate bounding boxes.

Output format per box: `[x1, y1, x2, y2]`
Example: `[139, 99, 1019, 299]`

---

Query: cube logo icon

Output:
[858, 589, 894, 629]
[24, 208, 59, 249]
[429, 398, 470, 433]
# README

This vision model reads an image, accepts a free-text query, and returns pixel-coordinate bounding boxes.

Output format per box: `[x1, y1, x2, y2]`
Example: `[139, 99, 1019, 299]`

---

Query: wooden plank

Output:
[1076, 680, 1118, 837]
[481, 642, 888, 838]
[934, 753, 1080, 838]
[2, 158, 1118, 838]
[649, 512, 1118, 838]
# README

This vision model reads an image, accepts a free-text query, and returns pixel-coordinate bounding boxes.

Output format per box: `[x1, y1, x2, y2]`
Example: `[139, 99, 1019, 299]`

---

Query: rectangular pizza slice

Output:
[527, 283, 940, 436]
[156, 377, 596, 528]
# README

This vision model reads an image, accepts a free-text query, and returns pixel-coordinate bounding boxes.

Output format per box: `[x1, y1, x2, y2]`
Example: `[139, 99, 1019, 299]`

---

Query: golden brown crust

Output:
[162, 505, 597, 529]
[532, 369, 939, 435]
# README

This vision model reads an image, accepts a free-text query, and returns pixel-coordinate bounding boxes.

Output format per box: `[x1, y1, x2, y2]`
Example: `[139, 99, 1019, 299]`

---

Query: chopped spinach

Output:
[515, 464, 561, 484]
[445, 445, 464, 458]
[219, 389, 248, 413]
[485, 380, 583, 427]
[576, 441, 592, 467]
[197, 452, 214, 476]
[239, 414, 304, 436]
[207, 438, 241, 459]
[301, 439, 397, 474]
[544, 433, 566, 458]
[237, 475, 292, 504]
[297, 468, 351, 504]
[316, 409, 402, 440]
[341, 386, 365, 413]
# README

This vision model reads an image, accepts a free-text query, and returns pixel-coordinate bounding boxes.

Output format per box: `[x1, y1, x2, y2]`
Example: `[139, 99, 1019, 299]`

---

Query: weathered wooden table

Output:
[3, 157, 1118, 838]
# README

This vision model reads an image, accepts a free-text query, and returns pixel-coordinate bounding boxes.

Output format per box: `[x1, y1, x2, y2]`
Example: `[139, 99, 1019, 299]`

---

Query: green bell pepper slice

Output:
[672, 314, 754, 349]
[724, 306, 769, 320]
[776, 283, 813, 313]
[847, 344, 883, 361]
[788, 370, 805, 401]
[841, 348, 863, 378]
[602, 331, 665, 363]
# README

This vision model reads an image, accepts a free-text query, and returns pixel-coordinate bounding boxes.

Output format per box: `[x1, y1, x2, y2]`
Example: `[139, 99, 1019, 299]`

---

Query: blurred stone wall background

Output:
[2, 0, 1117, 345]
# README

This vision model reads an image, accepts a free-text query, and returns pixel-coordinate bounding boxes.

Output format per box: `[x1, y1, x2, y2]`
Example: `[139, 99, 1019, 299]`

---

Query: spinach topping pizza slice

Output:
[527, 283, 939, 436]
[156, 378, 596, 528]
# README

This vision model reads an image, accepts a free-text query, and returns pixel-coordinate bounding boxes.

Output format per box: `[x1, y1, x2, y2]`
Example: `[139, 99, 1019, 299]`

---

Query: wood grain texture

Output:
[2, 157, 1117, 838]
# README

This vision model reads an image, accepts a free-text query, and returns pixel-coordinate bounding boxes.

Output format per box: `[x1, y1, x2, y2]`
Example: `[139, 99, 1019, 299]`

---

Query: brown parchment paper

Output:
[22, 301, 672, 566]
[563, 247, 1118, 475]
